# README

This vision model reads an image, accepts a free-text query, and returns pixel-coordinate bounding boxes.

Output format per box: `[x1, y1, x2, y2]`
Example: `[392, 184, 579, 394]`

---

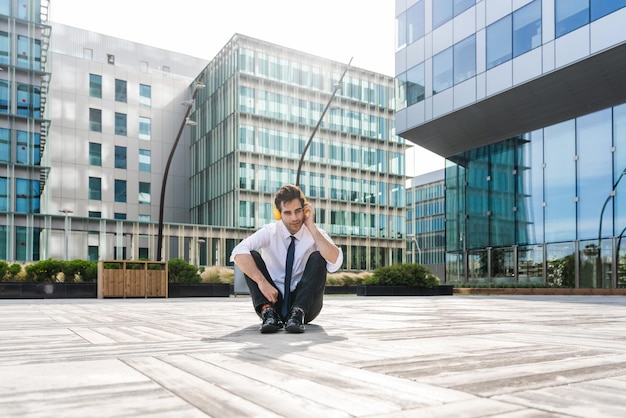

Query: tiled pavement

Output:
[1, 295, 626, 417]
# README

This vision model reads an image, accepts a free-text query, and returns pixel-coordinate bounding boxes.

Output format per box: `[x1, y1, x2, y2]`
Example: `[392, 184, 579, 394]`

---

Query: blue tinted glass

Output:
[433, 47, 453, 94]
[396, 11, 407, 49]
[555, 0, 589, 37]
[513, 0, 542, 58]
[487, 15, 512, 69]
[433, 0, 453, 28]
[114, 179, 126, 203]
[407, 1, 425, 43]
[613, 104, 626, 236]
[577, 109, 612, 240]
[454, 35, 476, 84]
[454, 0, 474, 16]
[406, 63, 425, 105]
[544, 120, 576, 242]
[591, 0, 626, 20]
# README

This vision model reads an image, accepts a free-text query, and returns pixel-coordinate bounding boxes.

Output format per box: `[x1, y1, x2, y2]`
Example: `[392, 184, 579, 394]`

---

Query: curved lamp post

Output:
[156, 81, 205, 261]
[596, 167, 626, 287]
[295, 58, 352, 186]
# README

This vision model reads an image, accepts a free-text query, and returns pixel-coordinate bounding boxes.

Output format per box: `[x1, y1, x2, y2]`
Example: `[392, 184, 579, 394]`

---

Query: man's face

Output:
[279, 198, 305, 235]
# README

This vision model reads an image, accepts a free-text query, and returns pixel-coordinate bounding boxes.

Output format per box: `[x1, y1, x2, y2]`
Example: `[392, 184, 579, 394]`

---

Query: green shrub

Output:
[0, 261, 8, 281]
[366, 263, 439, 287]
[62, 259, 97, 283]
[25, 259, 64, 283]
[9, 263, 23, 281]
[168, 258, 200, 283]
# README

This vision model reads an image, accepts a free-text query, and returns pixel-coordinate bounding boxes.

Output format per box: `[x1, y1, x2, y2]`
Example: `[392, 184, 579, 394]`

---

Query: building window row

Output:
[0, 80, 41, 117]
[241, 87, 393, 141]
[555, 0, 626, 37]
[0, 176, 40, 213]
[240, 49, 392, 109]
[89, 107, 151, 139]
[0, 127, 40, 165]
[0, 31, 41, 70]
[89, 73, 151, 107]
[88, 177, 151, 205]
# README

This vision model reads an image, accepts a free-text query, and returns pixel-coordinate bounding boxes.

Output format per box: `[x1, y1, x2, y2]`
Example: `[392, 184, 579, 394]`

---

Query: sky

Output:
[49, 0, 444, 177]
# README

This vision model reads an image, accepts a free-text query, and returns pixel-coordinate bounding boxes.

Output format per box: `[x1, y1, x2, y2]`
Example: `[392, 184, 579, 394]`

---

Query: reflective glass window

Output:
[614, 104, 626, 236]
[513, 0, 542, 58]
[89, 142, 101, 166]
[487, 15, 512, 69]
[89, 74, 102, 98]
[454, 35, 475, 84]
[433, 47, 453, 94]
[544, 120, 576, 242]
[407, 1, 425, 44]
[89, 177, 101, 200]
[0, 177, 7, 211]
[89, 108, 102, 132]
[546, 242, 575, 287]
[591, 0, 626, 21]
[0, 31, 9, 66]
[114, 179, 126, 203]
[15, 178, 39, 213]
[114, 146, 126, 169]
[0, 127, 8, 162]
[406, 63, 425, 106]
[115, 112, 127, 136]
[139, 182, 150, 204]
[555, 0, 589, 38]
[433, 0, 453, 29]
[139, 116, 151, 140]
[577, 109, 612, 240]
[139, 149, 151, 172]
[139, 84, 151, 107]
[115, 79, 127, 103]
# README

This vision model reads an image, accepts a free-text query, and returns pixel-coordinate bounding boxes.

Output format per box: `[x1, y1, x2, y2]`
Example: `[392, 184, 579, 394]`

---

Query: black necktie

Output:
[282, 235, 296, 317]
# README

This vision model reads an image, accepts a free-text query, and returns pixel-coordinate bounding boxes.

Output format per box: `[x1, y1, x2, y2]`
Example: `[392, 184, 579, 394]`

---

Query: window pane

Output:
[115, 146, 127, 169]
[139, 182, 150, 204]
[139, 84, 151, 106]
[591, 0, 626, 21]
[139, 116, 151, 140]
[89, 177, 101, 200]
[396, 11, 407, 49]
[454, 0, 474, 16]
[406, 63, 425, 106]
[89, 74, 102, 98]
[114, 179, 127, 203]
[115, 113, 127, 136]
[139, 149, 151, 172]
[513, 0, 542, 58]
[89, 142, 101, 166]
[555, 0, 589, 38]
[0, 31, 9, 66]
[89, 108, 102, 132]
[433, 47, 453, 94]
[433, 0, 453, 29]
[0, 128, 9, 162]
[407, 1, 425, 44]
[454, 35, 476, 84]
[544, 120, 576, 241]
[487, 16, 512, 69]
[115, 79, 127, 102]
[577, 109, 612, 240]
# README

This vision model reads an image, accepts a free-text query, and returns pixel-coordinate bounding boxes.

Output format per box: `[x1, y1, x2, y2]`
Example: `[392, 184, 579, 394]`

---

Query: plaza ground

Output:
[1, 295, 626, 417]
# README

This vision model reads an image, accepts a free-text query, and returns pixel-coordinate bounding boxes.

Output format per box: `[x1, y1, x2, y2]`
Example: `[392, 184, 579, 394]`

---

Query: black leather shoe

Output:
[285, 307, 305, 333]
[260, 306, 283, 333]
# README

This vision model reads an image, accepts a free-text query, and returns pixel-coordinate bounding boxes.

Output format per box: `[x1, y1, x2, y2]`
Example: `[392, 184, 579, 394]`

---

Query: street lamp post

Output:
[156, 81, 205, 261]
[295, 58, 352, 187]
[59, 209, 73, 261]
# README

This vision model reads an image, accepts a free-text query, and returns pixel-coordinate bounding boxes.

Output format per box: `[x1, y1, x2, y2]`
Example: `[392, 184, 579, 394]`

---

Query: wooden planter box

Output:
[98, 261, 168, 298]
[356, 285, 454, 296]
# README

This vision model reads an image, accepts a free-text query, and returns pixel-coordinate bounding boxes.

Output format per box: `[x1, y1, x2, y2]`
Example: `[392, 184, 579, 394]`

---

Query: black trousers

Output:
[245, 251, 327, 323]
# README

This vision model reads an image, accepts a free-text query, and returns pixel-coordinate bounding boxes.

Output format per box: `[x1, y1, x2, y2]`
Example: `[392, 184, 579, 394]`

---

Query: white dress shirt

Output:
[230, 221, 343, 295]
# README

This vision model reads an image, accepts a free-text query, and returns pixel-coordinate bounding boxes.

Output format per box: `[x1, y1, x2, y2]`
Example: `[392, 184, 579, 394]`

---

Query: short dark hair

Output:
[274, 184, 304, 211]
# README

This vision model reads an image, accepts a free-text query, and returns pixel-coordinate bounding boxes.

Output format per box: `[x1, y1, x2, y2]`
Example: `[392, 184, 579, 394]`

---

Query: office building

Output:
[396, 0, 626, 287]
[1, 4, 407, 269]
[406, 168, 445, 279]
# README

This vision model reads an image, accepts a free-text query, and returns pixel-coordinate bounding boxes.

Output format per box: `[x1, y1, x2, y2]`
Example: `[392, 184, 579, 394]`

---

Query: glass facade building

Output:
[0, 5, 407, 269]
[189, 35, 407, 270]
[396, 0, 626, 288]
